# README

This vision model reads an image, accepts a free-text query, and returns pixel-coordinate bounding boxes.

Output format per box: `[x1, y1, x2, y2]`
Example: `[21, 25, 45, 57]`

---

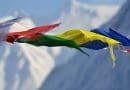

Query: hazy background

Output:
[0, 0, 127, 90]
[0, 0, 125, 24]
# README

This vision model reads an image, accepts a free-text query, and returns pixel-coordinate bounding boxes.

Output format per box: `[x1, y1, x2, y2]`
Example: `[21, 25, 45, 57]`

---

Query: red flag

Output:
[127, 49, 130, 53]
[5, 23, 60, 43]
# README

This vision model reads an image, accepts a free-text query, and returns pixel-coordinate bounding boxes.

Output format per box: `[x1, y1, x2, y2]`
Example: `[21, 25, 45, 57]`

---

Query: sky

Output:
[0, 0, 125, 25]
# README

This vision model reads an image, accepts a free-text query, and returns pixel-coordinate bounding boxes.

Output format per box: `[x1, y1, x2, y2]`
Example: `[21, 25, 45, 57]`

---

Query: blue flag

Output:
[91, 28, 130, 46]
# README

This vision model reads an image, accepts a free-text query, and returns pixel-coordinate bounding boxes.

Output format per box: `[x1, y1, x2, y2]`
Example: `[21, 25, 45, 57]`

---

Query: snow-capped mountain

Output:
[0, 0, 122, 90]
[0, 16, 55, 90]
[40, 0, 130, 90]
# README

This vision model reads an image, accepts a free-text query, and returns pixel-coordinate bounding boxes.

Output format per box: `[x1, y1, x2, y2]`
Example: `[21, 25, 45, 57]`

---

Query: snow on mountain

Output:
[40, 0, 130, 90]
[79, 0, 125, 5]
[52, 0, 119, 32]
[0, 16, 55, 90]
[0, 0, 122, 90]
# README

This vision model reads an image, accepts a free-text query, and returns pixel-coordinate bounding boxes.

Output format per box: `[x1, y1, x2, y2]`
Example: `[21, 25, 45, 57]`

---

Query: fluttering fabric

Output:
[5, 23, 60, 43]
[0, 16, 23, 41]
[9, 28, 120, 67]
[127, 49, 130, 53]
[91, 28, 130, 52]
[56, 29, 120, 67]
[16, 33, 88, 56]
[91, 28, 130, 46]
[0, 16, 23, 28]
[2, 19, 130, 67]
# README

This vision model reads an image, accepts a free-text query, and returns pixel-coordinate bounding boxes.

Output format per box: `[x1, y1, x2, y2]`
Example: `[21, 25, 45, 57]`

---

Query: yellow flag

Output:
[57, 29, 120, 66]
